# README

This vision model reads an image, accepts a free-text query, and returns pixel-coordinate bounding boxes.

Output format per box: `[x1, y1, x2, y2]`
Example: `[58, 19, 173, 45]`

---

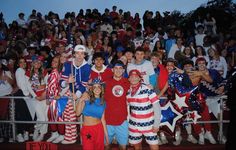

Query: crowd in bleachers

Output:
[0, 5, 235, 149]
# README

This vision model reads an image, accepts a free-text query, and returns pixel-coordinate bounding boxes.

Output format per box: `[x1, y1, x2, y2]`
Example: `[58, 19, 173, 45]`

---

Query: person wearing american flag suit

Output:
[60, 44, 91, 144]
[25, 56, 48, 142]
[46, 55, 65, 143]
[127, 69, 161, 150]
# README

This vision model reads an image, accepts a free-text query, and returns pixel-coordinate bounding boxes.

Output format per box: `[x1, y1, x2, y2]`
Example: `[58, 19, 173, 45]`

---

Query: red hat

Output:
[129, 69, 142, 78]
[195, 57, 207, 64]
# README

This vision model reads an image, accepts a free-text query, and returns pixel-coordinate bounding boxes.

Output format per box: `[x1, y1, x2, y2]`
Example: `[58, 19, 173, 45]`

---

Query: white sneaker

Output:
[218, 133, 227, 144]
[34, 134, 44, 142]
[205, 131, 216, 144]
[0, 138, 4, 143]
[52, 135, 64, 143]
[33, 130, 39, 141]
[157, 135, 163, 145]
[173, 136, 182, 145]
[187, 134, 198, 144]
[158, 139, 163, 145]
[24, 131, 29, 141]
[17, 134, 25, 143]
[61, 139, 76, 144]
[47, 132, 59, 142]
[173, 130, 182, 146]
[160, 132, 168, 144]
[198, 131, 205, 145]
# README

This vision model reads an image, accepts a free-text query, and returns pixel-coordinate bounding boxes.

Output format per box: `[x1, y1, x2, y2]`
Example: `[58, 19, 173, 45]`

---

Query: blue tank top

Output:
[82, 98, 106, 119]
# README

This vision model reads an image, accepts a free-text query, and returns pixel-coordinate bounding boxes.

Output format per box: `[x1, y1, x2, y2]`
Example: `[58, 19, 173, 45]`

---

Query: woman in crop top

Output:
[76, 78, 109, 150]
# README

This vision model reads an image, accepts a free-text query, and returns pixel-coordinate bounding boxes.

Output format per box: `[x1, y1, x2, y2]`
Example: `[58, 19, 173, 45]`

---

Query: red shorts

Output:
[81, 122, 104, 150]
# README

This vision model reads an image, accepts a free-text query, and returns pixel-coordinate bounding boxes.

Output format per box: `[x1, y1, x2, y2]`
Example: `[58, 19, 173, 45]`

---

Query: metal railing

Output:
[0, 95, 229, 144]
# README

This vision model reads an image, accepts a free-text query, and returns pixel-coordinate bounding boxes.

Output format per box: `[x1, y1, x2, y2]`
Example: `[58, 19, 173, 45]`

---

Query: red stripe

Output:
[129, 128, 153, 133]
[61, 75, 68, 79]
[131, 112, 154, 119]
[150, 96, 158, 104]
[128, 97, 149, 103]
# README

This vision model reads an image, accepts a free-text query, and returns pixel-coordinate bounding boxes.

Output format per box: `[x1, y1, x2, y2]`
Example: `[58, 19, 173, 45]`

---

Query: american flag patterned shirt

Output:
[127, 83, 159, 133]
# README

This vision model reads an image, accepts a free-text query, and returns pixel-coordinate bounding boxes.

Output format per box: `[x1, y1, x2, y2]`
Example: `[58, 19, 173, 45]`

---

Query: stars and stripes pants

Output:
[63, 100, 77, 142]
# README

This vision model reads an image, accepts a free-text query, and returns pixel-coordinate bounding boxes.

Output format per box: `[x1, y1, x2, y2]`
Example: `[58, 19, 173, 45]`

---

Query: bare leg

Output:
[119, 145, 127, 150]
[149, 144, 159, 150]
[132, 143, 142, 150]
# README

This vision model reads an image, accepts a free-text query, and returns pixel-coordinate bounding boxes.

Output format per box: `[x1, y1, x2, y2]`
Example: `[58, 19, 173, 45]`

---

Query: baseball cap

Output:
[128, 69, 142, 78]
[113, 60, 125, 68]
[74, 44, 86, 52]
[116, 46, 125, 52]
[88, 78, 105, 86]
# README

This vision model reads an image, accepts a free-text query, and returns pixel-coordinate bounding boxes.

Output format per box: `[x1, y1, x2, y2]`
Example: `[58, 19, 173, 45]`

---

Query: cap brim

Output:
[88, 82, 105, 86]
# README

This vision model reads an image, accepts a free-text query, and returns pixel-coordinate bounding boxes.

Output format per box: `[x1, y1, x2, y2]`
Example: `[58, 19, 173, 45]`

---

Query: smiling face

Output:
[94, 57, 104, 70]
[196, 47, 204, 56]
[18, 58, 26, 69]
[60, 53, 67, 64]
[208, 48, 215, 57]
[33, 60, 42, 70]
[92, 83, 102, 98]
[74, 51, 85, 63]
[125, 51, 133, 62]
[150, 56, 160, 68]
[184, 47, 191, 55]
[183, 64, 194, 72]
[128, 74, 141, 86]
[113, 65, 124, 79]
[51, 56, 60, 69]
[166, 61, 175, 74]
[135, 51, 145, 63]
[197, 61, 206, 71]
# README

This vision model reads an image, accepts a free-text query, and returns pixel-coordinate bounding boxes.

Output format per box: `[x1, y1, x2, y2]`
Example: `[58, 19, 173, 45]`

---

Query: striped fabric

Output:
[127, 83, 159, 144]
[47, 69, 61, 123]
[63, 100, 77, 142]
[47, 69, 60, 100]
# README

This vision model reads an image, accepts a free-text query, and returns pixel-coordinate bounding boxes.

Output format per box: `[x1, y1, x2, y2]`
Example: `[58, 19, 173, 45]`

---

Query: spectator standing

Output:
[127, 69, 161, 150]
[14, 58, 32, 143]
[90, 52, 113, 82]
[46, 55, 65, 144]
[127, 47, 156, 88]
[60, 45, 91, 144]
[0, 61, 14, 143]
[25, 56, 48, 142]
[104, 60, 130, 149]
[76, 78, 109, 150]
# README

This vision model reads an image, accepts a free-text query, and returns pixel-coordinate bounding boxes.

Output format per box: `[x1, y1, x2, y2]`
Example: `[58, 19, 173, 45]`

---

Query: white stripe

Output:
[127, 93, 149, 99]
[130, 116, 154, 123]
[129, 131, 141, 136]
[143, 132, 157, 137]
[129, 101, 151, 107]
[146, 139, 158, 145]
[129, 124, 153, 131]
[130, 107, 153, 115]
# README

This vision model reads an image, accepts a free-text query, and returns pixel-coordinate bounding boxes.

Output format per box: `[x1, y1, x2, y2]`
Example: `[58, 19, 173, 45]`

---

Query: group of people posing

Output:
[0, 6, 234, 150]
